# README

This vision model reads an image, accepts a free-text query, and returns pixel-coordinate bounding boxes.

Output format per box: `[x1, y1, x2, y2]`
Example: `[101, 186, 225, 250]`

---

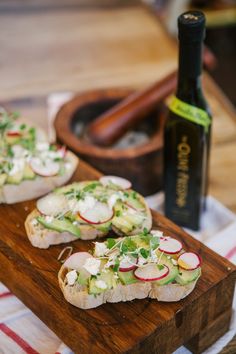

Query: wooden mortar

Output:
[54, 88, 165, 195]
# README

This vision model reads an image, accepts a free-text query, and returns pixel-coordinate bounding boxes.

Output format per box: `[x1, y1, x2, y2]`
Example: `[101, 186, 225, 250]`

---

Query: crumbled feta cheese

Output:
[171, 258, 178, 266]
[66, 270, 77, 286]
[76, 196, 96, 214]
[107, 191, 124, 209]
[94, 242, 109, 257]
[8, 158, 25, 176]
[36, 142, 50, 151]
[12, 145, 28, 158]
[68, 199, 78, 213]
[31, 219, 38, 226]
[45, 215, 54, 224]
[47, 150, 62, 159]
[83, 258, 101, 275]
[150, 249, 158, 262]
[151, 230, 163, 238]
[72, 220, 79, 226]
[95, 280, 107, 290]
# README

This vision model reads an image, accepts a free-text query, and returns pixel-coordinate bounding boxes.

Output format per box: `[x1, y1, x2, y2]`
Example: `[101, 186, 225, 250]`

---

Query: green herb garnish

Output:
[20, 124, 26, 130]
[143, 227, 149, 236]
[83, 182, 99, 193]
[113, 258, 120, 272]
[115, 210, 122, 217]
[107, 238, 116, 249]
[121, 237, 136, 254]
[150, 236, 159, 250]
[7, 146, 14, 158]
[140, 248, 149, 259]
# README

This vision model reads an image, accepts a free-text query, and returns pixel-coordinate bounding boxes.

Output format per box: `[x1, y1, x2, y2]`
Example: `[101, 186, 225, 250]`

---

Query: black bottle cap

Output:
[178, 11, 206, 43]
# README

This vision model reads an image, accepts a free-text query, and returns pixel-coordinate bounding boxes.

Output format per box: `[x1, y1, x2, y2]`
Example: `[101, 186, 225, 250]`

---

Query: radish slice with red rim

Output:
[119, 256, 138, 272]
[124, 202, 145, 212]
[159, 237, 182, 254]
[125, 202, 137, 211]
[134, 264, 169, 281]
[37, 193, 68, 216]
[30, 157, 60, 177]
[57, 145, 67, 158]
[99, 175, 132, 190]
[178, 252, 201, 270]
[7, 131, 21, 137]
[79, 202, 114, 224]
[64, 252, 93, 271]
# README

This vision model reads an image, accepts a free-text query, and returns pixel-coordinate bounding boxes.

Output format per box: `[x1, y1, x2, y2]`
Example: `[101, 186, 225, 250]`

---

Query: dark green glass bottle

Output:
[164, 11, 212, 230]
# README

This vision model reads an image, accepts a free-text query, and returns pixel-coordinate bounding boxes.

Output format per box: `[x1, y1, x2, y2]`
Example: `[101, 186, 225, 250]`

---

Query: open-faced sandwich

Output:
[25, 177, 152, 248]
[0, 111, 78, 203]
[58, 230, 201, 309]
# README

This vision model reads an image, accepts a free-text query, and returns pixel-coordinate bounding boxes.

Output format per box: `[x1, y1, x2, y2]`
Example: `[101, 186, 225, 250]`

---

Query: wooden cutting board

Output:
[0, 160, 235, 354]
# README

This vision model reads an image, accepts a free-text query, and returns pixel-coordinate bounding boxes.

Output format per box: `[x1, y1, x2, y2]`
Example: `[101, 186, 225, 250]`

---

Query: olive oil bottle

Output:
[164, 11, 212, 230]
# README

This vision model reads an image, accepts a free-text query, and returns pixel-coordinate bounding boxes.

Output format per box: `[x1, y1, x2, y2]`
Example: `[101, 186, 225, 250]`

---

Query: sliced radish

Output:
[57, 145, 67, 158]
[125, 202, 144, 212]
[119, 256, 138, 272]
[7, 131, 21, 137]
[30, 157, 60, 177]
[64, 252, 93, 271]
[159, 237, 183, 254]
[178, 252, 201, 270]
[100, 175, 132, 190]
[79, 202, 114, 224]
[134, 264, 169, 281]
[37, 193, 68, 216]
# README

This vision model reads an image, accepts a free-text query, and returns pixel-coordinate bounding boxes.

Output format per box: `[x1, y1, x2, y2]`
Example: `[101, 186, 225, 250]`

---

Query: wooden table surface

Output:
[0, 2, 235, 353]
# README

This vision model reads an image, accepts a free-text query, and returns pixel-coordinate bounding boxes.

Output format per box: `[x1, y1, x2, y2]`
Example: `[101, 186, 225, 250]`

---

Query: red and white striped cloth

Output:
[0, 283, 72, 354]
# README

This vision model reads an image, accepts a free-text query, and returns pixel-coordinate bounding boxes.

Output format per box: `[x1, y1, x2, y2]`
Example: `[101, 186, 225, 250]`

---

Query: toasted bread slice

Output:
[59, 265, 197, 309]
[25, 181, 152, 248]
[1, 151, 78, 204]
[58, 233, 200, 309]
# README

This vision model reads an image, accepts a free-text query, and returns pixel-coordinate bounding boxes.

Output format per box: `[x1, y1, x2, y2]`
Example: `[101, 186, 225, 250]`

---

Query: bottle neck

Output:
[177, 41, 203, 99]
[177, 76, 202, 97]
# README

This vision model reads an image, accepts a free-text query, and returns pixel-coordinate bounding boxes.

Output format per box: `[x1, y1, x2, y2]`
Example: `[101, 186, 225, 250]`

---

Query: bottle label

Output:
[169, 96, 211, 132]
[176, 135, 190, 208]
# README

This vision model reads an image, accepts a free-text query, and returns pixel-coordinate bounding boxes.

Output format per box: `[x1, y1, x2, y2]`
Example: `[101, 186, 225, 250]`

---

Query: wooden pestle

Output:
[86, 48, 216, 147]
[86, 71, 177, 147]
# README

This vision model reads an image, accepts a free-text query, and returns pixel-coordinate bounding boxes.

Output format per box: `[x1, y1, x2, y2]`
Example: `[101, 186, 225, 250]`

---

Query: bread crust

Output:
[1, 151, 78, 204]
[25, 209, 105, 249]
[25, 185, 152, 248]
[58, 264, 198, 309]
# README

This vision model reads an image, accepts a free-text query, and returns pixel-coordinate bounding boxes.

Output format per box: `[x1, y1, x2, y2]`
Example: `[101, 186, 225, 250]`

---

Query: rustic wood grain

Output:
[0, 6, 176, 101]
[0, 161, 235, 354]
